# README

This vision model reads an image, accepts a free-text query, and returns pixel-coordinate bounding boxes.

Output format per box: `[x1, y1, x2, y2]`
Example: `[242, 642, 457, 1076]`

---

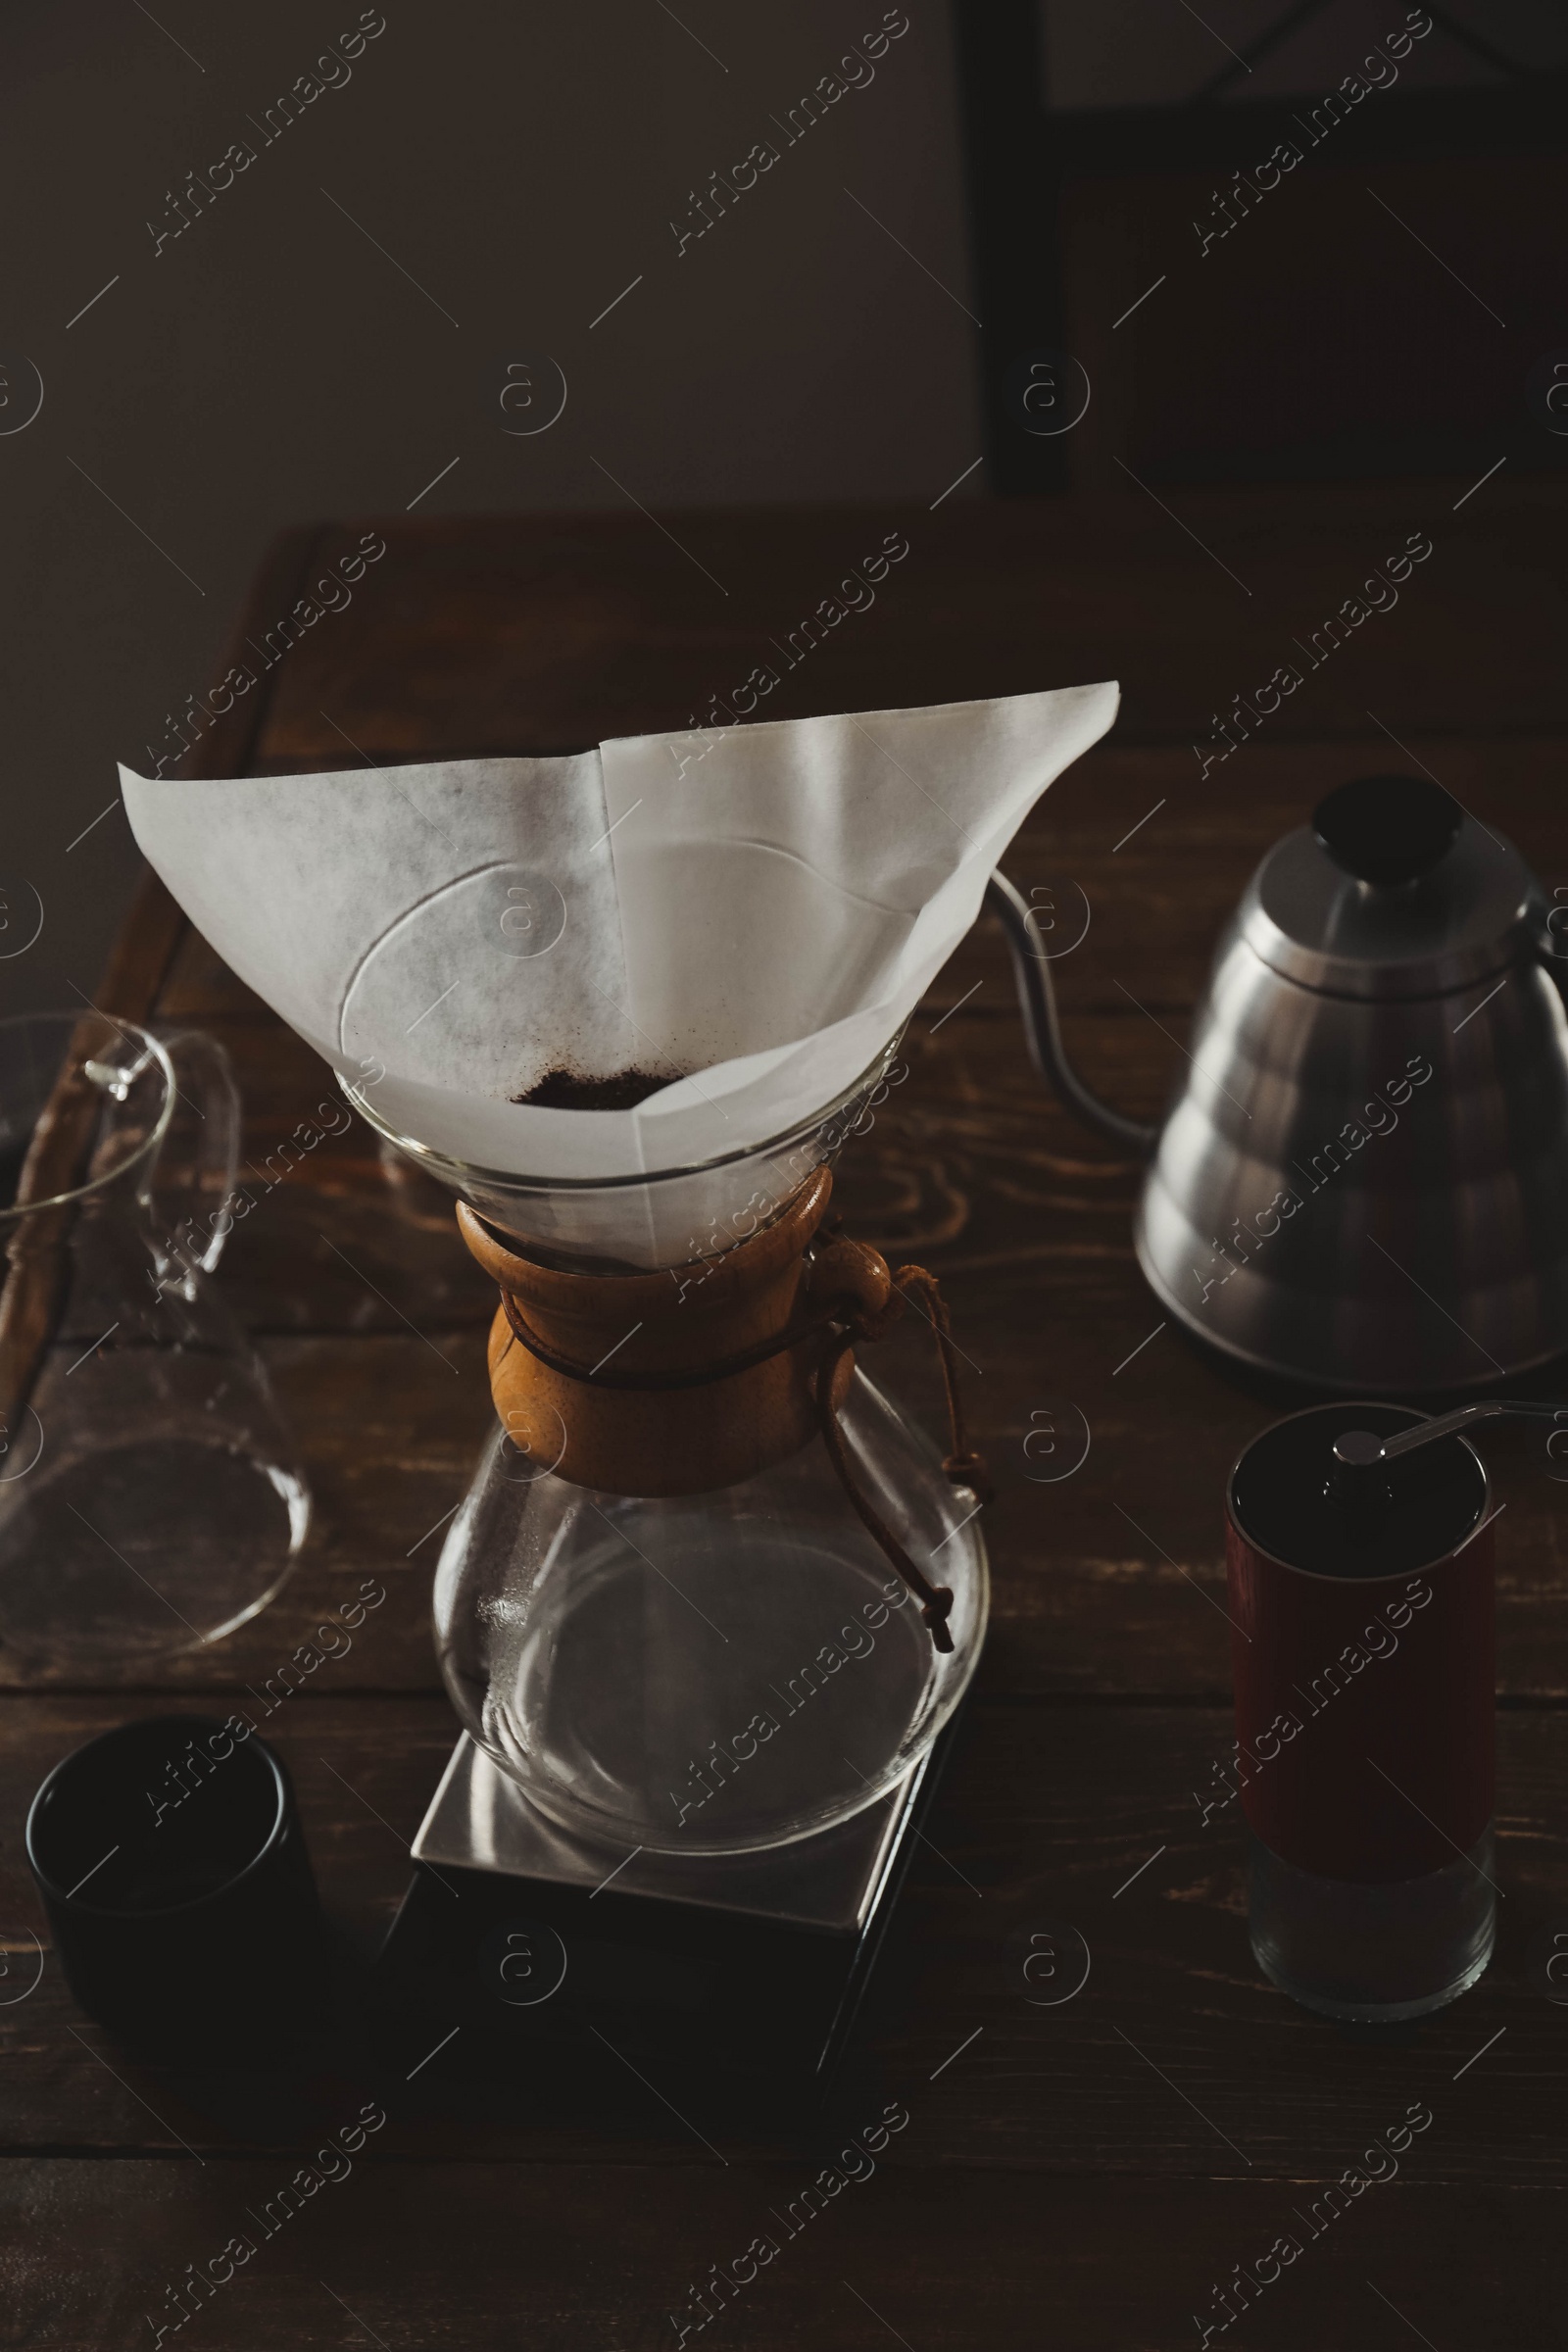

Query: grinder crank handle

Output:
[1333, 1399, 1568, 1469]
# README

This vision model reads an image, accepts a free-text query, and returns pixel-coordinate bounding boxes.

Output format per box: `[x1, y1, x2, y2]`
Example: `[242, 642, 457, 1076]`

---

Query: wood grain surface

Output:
[7, 487, 1566, 2351]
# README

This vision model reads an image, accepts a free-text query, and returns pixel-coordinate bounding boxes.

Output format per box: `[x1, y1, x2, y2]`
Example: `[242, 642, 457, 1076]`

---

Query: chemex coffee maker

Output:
[991, 772, 1568, 1393]
[120, 682, 1124, 2092]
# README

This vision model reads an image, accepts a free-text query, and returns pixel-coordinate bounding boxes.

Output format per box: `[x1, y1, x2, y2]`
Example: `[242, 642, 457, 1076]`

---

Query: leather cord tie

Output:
[497, 1232, 988, 1654]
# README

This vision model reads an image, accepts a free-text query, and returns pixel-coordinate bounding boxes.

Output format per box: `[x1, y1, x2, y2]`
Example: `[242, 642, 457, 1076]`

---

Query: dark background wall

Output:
[1, 0, 980, 1013]
[1038, 0, 1563, 106]
[4, 0, 1561, 1013]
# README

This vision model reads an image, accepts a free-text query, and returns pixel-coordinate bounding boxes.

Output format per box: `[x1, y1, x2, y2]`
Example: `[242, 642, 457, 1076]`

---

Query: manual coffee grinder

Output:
[1226, 1396, 1564, 2022]
[364, 1046, 989, 2086]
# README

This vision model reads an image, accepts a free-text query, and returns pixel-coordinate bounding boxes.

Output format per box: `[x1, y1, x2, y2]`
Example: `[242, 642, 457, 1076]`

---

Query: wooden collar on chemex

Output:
[455, 1172, 987, 1654]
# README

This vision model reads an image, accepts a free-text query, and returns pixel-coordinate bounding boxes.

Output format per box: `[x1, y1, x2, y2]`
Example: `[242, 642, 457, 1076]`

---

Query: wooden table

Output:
[9, 480, 1568, 2348]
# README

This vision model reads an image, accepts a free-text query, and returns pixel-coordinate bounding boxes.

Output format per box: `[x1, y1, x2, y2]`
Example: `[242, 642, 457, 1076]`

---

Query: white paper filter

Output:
[121, 683, 1118, 1257]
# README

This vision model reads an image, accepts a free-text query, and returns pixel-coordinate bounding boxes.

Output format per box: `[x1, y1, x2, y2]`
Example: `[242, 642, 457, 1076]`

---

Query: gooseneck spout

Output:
[985, 872, 1160, 1158]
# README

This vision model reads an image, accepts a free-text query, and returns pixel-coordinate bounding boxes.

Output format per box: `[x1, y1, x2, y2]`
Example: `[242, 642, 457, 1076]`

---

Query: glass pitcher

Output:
[0, 1011, 310, 1666]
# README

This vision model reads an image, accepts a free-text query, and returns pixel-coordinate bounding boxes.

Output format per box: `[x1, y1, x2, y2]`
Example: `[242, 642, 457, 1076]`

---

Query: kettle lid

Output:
[1240, 773, 1541, 1000]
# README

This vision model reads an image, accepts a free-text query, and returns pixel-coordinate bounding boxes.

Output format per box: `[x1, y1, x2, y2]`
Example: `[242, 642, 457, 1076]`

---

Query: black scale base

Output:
[371, 1709, 967, 2104]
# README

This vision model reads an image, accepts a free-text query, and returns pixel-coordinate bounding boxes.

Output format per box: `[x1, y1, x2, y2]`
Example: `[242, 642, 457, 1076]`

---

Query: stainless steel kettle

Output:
[988, 774, 1568, 1393]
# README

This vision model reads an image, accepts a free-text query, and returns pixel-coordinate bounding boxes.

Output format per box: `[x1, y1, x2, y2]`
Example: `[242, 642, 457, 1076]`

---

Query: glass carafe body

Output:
[433, 1368, 986, 1855]
[0, 1012, 310, 1666]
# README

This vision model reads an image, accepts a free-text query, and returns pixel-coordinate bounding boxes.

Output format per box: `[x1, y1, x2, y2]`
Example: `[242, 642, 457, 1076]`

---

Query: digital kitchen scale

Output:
[371, 1708, 966, 2101]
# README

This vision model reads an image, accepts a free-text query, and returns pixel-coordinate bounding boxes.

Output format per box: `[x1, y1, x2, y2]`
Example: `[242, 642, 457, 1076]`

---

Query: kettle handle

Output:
[985, 872, 1160, 1157]
[1540, 895, 1568, 1000]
